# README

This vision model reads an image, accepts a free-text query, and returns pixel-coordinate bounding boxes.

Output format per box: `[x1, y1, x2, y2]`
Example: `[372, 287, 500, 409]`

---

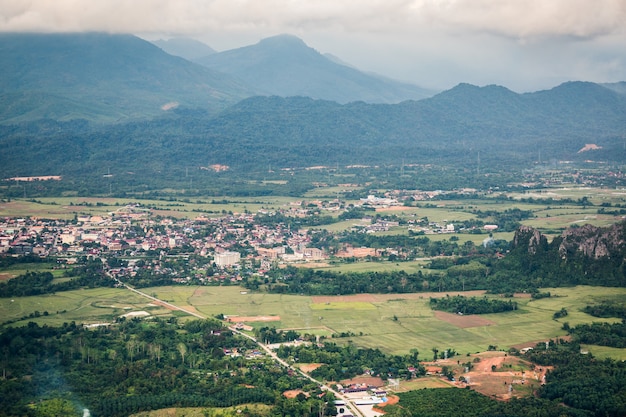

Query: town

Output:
[0, 194, 480, 284]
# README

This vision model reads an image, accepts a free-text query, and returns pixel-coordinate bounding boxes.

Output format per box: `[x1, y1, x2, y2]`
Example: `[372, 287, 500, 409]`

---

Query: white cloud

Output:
[2, 0, 624, 39]
[1, 0, 624, 91]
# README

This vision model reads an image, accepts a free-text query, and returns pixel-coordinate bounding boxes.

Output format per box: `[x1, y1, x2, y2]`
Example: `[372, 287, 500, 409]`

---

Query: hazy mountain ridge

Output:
[2, 79, 625, 189]
[1, 32, 625, 191]
[0, 32, 255, 123]
[196, 34, 435, 104]
[152, 37, 217, 60]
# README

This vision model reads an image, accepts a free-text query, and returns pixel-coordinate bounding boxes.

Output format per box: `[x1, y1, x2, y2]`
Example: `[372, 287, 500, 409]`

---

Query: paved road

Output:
[120, 280, 365, 417]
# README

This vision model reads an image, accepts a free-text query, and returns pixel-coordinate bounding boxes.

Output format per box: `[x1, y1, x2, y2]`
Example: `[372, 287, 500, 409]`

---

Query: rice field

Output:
[1, 284, 625, 360]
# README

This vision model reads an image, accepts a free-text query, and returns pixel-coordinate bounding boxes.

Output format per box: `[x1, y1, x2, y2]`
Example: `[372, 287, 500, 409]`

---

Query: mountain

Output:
[0, 32, 256, 123]
[602, 81, 626, 95]
[195, 34, 434, 104]
[152, 37, 217, 61]
[2, 80, 625, 196]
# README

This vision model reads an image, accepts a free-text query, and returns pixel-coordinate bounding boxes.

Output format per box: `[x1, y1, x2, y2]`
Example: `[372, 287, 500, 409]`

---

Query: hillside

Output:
[1, 80, 625, 196]
[0, 32, 255, 123]
[196, 34, 434, 103]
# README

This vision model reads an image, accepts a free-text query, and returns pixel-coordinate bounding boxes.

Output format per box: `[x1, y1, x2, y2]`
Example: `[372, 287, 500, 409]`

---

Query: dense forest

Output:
[429, 295, 518, 314]
[0, 319, 331, 417]
[274, 342, 426, 382]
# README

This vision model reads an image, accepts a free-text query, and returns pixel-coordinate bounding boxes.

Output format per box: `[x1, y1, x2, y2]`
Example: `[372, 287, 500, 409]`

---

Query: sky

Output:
[1, 0, 625, 92]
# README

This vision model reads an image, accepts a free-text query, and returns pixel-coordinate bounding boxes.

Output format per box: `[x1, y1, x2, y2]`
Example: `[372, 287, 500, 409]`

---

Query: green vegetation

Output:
[383, 389, 587, 417]
[429, 295, 518, 314]
[0, 318, 332, 417]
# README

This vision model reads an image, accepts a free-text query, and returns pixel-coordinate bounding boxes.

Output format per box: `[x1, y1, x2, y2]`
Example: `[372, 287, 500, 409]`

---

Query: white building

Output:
[214, 251, 241, 267]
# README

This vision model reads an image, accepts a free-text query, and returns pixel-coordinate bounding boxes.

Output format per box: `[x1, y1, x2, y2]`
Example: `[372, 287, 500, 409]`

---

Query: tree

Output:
[177, 342, 188, 365]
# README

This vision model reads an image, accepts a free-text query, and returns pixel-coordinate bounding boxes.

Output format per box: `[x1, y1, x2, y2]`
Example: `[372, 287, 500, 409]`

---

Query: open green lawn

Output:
[0, 287, 170, 327]
[0, 262, 60, 279]
[2, 285, 625, 360]
[314, 259, 430, 274]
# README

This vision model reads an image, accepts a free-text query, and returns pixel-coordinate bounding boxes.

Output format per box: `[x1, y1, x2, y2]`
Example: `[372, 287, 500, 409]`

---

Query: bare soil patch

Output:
[227, 315, 281, 323]
[341, 376, 385, 388]
[298, 363, 324, 373]
[514, 292, 532, 298]
[434, 311, 497, 328]
[283, 389, 308, 398]
[428, 351, 550, 400]
[0, 273, 14, 281]
[374, 394, 399, 411]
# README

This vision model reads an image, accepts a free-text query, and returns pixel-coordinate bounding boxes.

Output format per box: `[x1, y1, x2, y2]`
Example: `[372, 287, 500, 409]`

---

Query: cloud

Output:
[1, 0, 624, 91]
[1, 0, 624, 41]
[415, 0, 626, 40]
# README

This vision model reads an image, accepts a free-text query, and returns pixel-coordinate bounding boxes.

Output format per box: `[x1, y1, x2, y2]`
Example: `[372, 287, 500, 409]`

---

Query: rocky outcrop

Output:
[513, 225, 548, 255]
[513, 222, 626, 260]
[558, 223, 626, 260]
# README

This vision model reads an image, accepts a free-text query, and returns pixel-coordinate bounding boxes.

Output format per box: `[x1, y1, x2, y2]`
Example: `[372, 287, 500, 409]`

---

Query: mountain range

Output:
[1, 32, 625, 195]
[0, 32, 256, 123]
[194, 34, 434, 104]
[0, 32, 435, 124]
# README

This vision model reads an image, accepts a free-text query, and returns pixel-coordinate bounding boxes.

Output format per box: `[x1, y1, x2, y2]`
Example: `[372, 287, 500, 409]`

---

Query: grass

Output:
[2, 285, 625, 361]
[0, 287, 169, 327]
[310, 302, 377, 310]
[0, 196, 300, 220]
[315, 260, 429, 274]
[145, 285, 626, 359]
[0, 262, 60, 279]
[396, 377, 454, 391]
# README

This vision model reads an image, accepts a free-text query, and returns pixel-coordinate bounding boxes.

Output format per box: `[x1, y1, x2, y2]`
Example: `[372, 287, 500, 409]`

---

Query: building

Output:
[214, 251, 241, 267]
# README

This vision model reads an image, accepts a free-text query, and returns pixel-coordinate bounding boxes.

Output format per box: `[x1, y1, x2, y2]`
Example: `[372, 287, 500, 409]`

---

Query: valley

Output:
[1, 30, 625, 417]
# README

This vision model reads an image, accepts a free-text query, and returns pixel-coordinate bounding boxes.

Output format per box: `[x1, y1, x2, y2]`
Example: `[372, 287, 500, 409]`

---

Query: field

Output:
[146, 285, 626, 360]
[0, 196, 300, 220]
[0, 287, 172, 327]
[2, 285, 624, 359]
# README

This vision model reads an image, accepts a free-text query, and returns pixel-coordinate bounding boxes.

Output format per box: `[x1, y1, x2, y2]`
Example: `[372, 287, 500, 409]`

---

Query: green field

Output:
[2, 285, 625, 360]
[0, 287, 171, 327]
[147, 285, 626, 359]
[0, 196, 300, 220]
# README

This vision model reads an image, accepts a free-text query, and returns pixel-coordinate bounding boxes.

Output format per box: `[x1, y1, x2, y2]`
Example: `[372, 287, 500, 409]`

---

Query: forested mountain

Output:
[0, 33, 255, 123]
[196, 34, 434, 103]
[1, 80, 625, 195]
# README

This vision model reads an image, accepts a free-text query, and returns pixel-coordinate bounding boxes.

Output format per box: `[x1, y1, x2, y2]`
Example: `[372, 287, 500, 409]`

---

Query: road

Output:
[119, 280, 365, 417]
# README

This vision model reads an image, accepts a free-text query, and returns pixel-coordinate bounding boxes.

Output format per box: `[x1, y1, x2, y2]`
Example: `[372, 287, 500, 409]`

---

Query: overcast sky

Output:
[1, 0, 625, 92]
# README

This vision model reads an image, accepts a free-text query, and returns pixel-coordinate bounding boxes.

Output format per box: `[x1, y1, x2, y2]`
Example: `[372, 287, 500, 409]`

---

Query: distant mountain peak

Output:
[197, 34, 434, 104]
[258, 33, 307, 46]
[152, 37, 216, 61]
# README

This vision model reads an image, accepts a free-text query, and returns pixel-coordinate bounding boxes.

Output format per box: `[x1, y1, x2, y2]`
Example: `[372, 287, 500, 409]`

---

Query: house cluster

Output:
[0, 204, 330, 274]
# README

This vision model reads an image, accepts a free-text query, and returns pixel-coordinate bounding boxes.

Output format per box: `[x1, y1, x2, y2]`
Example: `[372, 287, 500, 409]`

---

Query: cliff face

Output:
[513, 225, 548, 255]
[558, 223, 626, 259]
[512, 222, 626, 260]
